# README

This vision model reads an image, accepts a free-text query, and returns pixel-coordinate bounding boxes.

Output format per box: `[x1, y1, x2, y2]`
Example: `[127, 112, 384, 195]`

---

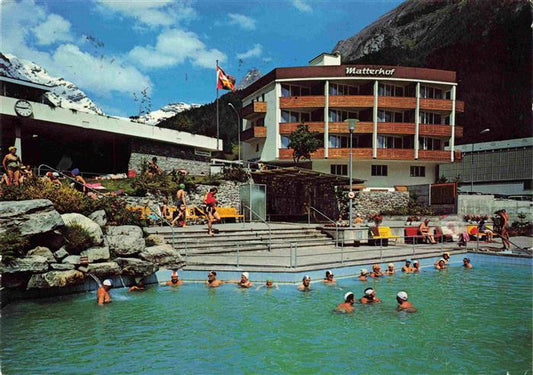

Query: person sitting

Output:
[358, 269, 369, 281]
[165, 271, 183, 286]
[298, 275, 311, 291]
[43, 172, 62, 187]
[477, 217, 494, 242]
[396, 291, 417, 313]
[359, 287, 381, 304]
[335, 292, 355, 313]
[463, 258, 473, 269]
[70, 168, 87, 194]
[419, 219, 437, 244]
[385, 263, 396, 275]
[323, 270, 336, 284]
[147, 157, 162, 177]
[369, 264, 383, 278]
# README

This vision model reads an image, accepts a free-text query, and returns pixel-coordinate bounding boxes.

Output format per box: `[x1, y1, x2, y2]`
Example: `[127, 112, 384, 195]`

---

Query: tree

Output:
[288, 124, 321, 163]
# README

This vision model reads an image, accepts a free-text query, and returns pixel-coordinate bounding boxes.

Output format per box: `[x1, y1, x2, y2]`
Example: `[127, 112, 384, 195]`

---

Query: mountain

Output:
[236, 68, 263, 90]
[333, 0, 532, 143]
[0, 52, 104, 115]
[135, 102, 201, 125]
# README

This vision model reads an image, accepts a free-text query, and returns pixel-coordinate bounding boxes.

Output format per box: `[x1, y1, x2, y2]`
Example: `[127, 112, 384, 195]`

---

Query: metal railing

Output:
[307, 206, 338, 248]
[241, 203, 271, 251]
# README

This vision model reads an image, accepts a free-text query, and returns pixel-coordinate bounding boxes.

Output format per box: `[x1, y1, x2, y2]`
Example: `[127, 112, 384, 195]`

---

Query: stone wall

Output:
[352, 191, 410, 218]
[458, 195, 532, 223]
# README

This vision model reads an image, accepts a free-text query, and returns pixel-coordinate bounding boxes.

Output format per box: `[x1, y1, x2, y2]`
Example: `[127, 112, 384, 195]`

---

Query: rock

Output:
[27, 270, 85, 289]
[139, 245, 185, 269]
[77, 266, 89, 273]
[50, 263, 75, 270]
[26, 246, 55, 262]
[80, 246, 110, 262]
[106, 226, 145, 256]
[54, 247, 69, 260]
[0, 199, 64, 236]
[63, 255, 81, 265]
[145, 234, 166, 246]
[88, 210, 107, 227]
[115, 257, 158, 277]
[0, 256, 49, 274]
[87, 262, 121, 278]
[61, 213, 104, 245]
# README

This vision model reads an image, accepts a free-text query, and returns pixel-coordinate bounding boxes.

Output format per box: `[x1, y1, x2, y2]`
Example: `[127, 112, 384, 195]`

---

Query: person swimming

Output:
[412, 260, 420, 272]
[463, 257, 473, 268]
[129, 278, 146, 292]
[401, 259, 414, 273]
[298, 275, 311, 291]
[435, 258, 447, 270]
[97, 279, 112, 305]
[166, 271, 183, 286]
[358, 269, 369, 281]
[323, 270, 336, 284]
[206, 271, 224, 287]
[385, 263, 396, 275]
[396, 291, 417, 313]
[335, 292, 355, 313]
[238, 272, 253, 288]
[257, 279, 279, 290]
[359, 287, 381, 304]
[370, 264, 383, 278]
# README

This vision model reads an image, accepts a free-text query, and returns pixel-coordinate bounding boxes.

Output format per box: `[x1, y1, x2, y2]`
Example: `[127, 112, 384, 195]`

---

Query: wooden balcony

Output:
[241, 126, 267, 142]
[278, 147, 461, 161]
[279, 122, 325, 134]
[418, 150, 458, 161]
[241, 101, 267, 119]
[420, 98, 465, 113]
[329, 95, 374, 108]
[378, 96, 417, 109]
[279, 96, 325, 109]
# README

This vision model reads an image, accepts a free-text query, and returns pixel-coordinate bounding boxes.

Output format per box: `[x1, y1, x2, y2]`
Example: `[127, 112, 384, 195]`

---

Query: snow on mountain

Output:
[0, 52, 104, 115]
[236, 68, 262, 90]
[135, 102, 201, 125]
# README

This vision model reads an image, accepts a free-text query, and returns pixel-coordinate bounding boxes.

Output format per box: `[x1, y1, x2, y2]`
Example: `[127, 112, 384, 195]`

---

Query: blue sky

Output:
[1, 0, 402, 116]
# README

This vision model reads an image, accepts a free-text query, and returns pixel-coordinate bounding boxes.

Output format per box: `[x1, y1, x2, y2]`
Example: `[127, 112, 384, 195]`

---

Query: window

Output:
[419, 137, 442, 150]
[410, 166, 426, 177]
[377, 135, 407, 149]
[329, 83, 358, 96]
[329, 135, 351, 148]
[371, 165, 388, 176]
[419, 111, 442, 124]
[420, 85, 443, 99]
[378, 110, 404, 123]
[329, 109, 358, 122]
[281, 84, 310, 97]
[330, 164, 348, 176]
[378, 83, 402, 97]
[281, 136, 290, 149]
[281, 110, 310, 123]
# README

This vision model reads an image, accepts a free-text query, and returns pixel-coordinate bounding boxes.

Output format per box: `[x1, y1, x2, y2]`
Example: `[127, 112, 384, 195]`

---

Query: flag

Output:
[217, 66, 235, 91]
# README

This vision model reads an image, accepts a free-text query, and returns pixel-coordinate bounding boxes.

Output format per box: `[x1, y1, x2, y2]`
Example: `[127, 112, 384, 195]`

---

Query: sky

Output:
[1, 0, 403, 117]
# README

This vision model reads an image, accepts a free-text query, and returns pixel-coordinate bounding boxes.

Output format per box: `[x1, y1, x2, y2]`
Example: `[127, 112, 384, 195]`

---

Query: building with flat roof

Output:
[0, 76, 221, 175]
[240, 52, 465, 188]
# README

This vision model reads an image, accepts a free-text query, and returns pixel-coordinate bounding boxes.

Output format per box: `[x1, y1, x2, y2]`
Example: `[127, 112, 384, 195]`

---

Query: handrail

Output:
[145, 203, 177, 254]
[241, 203, 271, 251]
[308, 206, 338, 248]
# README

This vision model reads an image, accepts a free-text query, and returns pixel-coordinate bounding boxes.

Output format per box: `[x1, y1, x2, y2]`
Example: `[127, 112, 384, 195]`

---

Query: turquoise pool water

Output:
[2, 258, 531, 374]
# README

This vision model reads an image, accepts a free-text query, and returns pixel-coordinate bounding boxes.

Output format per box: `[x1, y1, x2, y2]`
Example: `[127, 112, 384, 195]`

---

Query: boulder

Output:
[63, 255, 81, 265]
[27, 246, 55, 262]
[0, 199, 64, 236]
[31, 230, 64, 251]
[106, 226, 145, 256]
[27, 270, 85, 289]
[0, 256, 49, 274]
[87, 262, 121, 278]
[54, 247, 69, 260]
[50, 263, 75, 271]
[61, 213, 104, 245]
[80, 246, 110, 263]
[115, 257, 158, 277]
[139, 245, 185, 269]
[88, 210, 107, 227]
[145, 234, 166, 246]
[77, 266, 89, 273]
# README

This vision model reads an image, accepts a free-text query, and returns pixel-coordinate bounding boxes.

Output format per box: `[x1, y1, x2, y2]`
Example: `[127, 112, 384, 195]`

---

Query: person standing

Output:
[172, 184, 188, 227]
[204, 187, 221, 236]
[2, 146, 22, 186]
[97, 279, 112, 305]
[496, 209, 511, 250]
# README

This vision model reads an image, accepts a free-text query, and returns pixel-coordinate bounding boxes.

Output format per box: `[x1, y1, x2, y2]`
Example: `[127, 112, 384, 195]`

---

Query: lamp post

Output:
[345, 118, 358, 228]
[470, 128, 490, 193]
[228, 103, 241, 164]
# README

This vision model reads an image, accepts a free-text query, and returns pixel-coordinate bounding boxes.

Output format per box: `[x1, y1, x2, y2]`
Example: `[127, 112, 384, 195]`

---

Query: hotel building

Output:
[240, 53, 465, 188]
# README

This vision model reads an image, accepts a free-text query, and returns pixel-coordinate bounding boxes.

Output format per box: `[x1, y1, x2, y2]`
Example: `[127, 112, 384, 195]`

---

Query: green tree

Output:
[288, 124, 321, 163]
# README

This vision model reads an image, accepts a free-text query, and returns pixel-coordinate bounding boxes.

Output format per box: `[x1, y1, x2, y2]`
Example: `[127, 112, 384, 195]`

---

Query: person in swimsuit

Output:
[335, 292, 355, 313]
[412, 260, 421, 272]
[97, 279, 112, 305]
[206, 271, 224, 288]
[358, 269, 369, 281]
[165, 271, 183, 286]
[435, 258, 447, 270]
[323, 270, 336, 284]
[359, 287, 381, 304]
[369, 264, 383, 278]
[204, 187, 221, 236]
[147, 157, 162, 177]
[385, 263, 396, 275]
[402, 259, 414, 273]
[495, 209, 511, 250]
[419, 219, 437, 244]
[71, 168, 87, 194]
[172, 184, 188, 227]
[298, 275, 311, 291]
[396, 291, 417, 313]
[2, 146, 22, 186]
[463, 257, 473, 268]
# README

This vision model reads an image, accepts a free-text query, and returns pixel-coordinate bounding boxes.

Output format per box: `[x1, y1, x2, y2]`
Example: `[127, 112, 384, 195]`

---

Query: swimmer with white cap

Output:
[358, 269, 369, 282]
[165, 270, 183, 286]
[238, 272, 253, 288]
[412, 260, 420, 272]
[335, 291, 355, 313]
[97, 279, 112, 305]
[385, 263, 396, 275]
[402, 259, 414, 273]
[298, 275, 311, 291]
[323, 270, 336, 284]
[435, 258, 447, 270]
[359, 287, 381, 304]
[396, 291, 417, 313]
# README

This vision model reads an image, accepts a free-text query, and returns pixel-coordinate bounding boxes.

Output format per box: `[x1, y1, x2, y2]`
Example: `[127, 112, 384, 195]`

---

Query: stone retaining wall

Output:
[352, 191, 410, 218]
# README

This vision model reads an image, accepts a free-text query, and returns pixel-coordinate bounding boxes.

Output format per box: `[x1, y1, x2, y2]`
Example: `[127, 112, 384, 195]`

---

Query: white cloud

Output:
[291, 0, 312, 12]
[129, 28, 226, 69]
[237, 44, 263, 60]
[228, 13, 256, 30]
[95, 0, 196, 27]
[32, 14, 73, 45]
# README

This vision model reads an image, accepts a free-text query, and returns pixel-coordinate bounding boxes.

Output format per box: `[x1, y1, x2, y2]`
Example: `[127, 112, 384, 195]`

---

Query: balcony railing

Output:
[279, 96, 325, 108]
[241, 101, 267, 119]
[328, 95, 374, 108]
[241, 126, 267, 142]
[378, 96, 417, 109]
[278, 147, 460, 161]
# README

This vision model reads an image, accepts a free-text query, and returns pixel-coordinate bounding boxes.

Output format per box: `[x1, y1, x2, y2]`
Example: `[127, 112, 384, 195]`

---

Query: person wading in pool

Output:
[401, 259, 414, 273]
[234, 272, 253, 288]
[206, 271, 224, 287]
[166, 271, 183, 286]
[370, 264, 383, 278]
[257, 279, 279, 290]
[396, 291, 417, 313]
[359, 287, 381, 304]
[323, 270, 336, 284]
[97, 279, 112, 305]
[298, 275, 311, 291]
[335, 292, 355, 313]
[385, 263, 396, 275]
[435, 258, 447, 270]
[358, 269, 369, 281]
[412, 260, 421, 273]
[463, 258, 473, 269]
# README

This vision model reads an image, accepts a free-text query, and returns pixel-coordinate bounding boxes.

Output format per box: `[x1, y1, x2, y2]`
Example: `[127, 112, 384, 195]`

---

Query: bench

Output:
[216, 207, 244, 223]
[369, 226, 401, 245]
[126, 206, 149, 219]
[404, 226, 425, 244]
[467, 224, 493, 240]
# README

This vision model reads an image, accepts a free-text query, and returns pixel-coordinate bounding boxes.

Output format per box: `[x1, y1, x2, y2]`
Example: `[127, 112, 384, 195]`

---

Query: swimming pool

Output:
[1, 255, 531, 374]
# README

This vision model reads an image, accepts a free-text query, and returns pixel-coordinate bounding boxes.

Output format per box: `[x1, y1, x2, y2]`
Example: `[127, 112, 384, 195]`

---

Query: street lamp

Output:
[470, 128, 490, 193]
[345, 118, 358, 228]
[228, 103, 241, 164]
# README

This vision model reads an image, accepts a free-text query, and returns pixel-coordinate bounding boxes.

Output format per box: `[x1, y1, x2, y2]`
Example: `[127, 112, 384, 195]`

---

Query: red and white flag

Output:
[217, 66, 235, 91]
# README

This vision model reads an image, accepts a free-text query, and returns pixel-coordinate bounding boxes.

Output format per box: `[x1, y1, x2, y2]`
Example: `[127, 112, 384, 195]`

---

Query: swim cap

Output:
[372, 264, 380, 270]
[171, 270, 178, 278]
[326, 270, 333, 276]
[103, 279, 112, 286]
[405, 259, 412, 263]
[303, 275, 311, 281]
[388, 263, 394, 268]
[8, 146, 16, 151]
[413, 260, 419, 264]
[360, 268, 368, 275]
[179, 184, 185, 189]
[397, 291, 408, 300]
[364, 287, 374, 296]
[444, 252, 450, 257]
[242, 272, 249, 279]
[344, 292, 354, 301]
[52, 172, 59, 177]
[71, 168, 80, 176]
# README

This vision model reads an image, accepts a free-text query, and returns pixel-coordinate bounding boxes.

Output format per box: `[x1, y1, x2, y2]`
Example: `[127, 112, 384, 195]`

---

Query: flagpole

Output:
[216, 60, 220, 151]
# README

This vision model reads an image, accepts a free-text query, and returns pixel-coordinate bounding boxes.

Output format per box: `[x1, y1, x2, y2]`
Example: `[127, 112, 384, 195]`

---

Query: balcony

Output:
[241, 126, 267, 142]
[418, 149, 460, 161]
[378, 96, 417, 109]
[241, 101, 267, 119]
[420, 98, 465, 113]
[329, 95, 374, 108]
[279, 122, 325, 134]
[278, 147, 461, 161]
[279, 96, 325, 109]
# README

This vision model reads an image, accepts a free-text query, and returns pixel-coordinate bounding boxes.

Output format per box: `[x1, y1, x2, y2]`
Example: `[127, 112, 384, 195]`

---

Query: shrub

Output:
[63, 222, 95, 255]
[221, 166, 249, 183]
[95, 197, 148, 226]
[0, 227, 30, 264]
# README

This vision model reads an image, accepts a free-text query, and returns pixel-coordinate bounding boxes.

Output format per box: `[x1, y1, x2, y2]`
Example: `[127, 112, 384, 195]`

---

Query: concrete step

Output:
[162, 233, 330, 245]
[178, 240, 334, 255]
